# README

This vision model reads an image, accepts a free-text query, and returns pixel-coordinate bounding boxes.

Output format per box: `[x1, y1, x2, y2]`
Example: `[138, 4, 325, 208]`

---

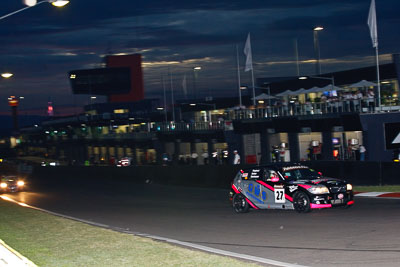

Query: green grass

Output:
[0, 200, 260, 267]
[353, 185, 400, 192]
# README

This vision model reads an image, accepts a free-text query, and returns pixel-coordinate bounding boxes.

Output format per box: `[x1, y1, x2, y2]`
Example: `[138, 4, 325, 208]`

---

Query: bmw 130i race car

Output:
[230, 163, 354, 213]
[0, 175, 25, 193]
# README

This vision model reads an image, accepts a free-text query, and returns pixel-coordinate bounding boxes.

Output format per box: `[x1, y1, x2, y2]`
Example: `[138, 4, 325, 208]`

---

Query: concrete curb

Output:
[0, 239, 37, 267]
[354, 192, 400, 198]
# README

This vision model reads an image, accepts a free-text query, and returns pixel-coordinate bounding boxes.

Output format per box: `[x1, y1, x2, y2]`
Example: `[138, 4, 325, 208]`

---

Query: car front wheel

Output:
[293, 191, 311, 213]
[232, 194, 249, 213]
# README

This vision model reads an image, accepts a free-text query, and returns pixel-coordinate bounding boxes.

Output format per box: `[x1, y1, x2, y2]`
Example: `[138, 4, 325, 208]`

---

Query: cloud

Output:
[0, 0, 399, 114]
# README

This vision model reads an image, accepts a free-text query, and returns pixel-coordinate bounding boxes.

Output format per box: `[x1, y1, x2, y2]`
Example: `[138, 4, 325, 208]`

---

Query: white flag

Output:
[367, 0, 378, 48]
[244, 33, 253, 72]
[182, 74, 187, 96]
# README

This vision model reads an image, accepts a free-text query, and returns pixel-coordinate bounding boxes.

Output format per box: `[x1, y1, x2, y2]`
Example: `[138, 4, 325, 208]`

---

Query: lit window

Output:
[114, 109, 128, 114]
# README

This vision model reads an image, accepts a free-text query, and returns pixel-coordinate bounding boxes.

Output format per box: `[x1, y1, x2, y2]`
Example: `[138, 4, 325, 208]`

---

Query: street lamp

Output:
[313, 26, 324, 75]
[1, 73, 13, 79]
[192, 66, 201, 99]
[0, 0, 69, 21]
[49, 0, 70, 7]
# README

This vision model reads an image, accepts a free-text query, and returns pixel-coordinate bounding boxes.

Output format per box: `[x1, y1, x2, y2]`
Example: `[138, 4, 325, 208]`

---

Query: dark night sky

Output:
[0, 0, 399, 115]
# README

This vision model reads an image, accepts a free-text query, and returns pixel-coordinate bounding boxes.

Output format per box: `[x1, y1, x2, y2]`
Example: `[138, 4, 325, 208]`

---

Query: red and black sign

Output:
[8, 96, 18, 107]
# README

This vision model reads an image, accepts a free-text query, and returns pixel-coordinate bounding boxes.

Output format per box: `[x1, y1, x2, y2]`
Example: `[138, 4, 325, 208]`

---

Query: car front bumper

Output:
[310, 191, 354, 208]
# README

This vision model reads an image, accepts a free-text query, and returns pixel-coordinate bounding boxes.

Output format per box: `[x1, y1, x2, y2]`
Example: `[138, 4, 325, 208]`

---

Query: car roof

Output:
[242, 163, 309, 172]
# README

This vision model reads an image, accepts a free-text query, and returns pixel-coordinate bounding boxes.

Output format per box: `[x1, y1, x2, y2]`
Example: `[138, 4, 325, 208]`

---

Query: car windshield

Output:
[280, 168, 321, 180]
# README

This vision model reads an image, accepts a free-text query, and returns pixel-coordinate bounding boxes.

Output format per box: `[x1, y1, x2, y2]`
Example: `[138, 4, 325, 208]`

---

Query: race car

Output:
[230, 163, 354, 213]
[0, 175, 25, 193]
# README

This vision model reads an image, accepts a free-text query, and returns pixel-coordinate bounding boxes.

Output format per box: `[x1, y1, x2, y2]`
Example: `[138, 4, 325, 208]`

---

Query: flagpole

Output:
[162, 75, 168, 123]
[236, 45, 242, 107]
[243, 33, 256, 106]
[368, 0, 381, 108]
[294, 38, 300, 76]
[375, 46, 381, 107]
[251, 66, 256, 107]
[182, 74, 188, 100]
[169, 68, 176, 122]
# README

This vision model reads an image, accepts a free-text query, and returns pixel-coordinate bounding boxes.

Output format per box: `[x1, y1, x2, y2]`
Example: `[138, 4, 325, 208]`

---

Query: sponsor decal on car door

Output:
[274, 185, 285, 203]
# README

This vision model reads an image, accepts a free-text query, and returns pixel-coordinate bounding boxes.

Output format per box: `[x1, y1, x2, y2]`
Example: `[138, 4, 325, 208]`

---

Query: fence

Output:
[24, 161, 400, 189]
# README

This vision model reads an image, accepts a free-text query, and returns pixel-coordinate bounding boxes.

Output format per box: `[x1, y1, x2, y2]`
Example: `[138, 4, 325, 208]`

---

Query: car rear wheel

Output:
[293, 191, 311, 213]
[232, 194, 249, 213]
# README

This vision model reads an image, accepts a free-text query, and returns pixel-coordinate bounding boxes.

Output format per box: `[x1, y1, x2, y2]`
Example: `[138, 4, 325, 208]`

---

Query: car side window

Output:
[283, 170, 300, 180]
[261, 168, 269, 181]
[270, 170, 279, 180]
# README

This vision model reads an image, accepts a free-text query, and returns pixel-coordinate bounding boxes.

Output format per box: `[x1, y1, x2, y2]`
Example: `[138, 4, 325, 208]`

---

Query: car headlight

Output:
[307, 186, 329, 194]
[346, 184, 353, 191]
[17, 181, 25, 186]
[0, 182, 7, 188]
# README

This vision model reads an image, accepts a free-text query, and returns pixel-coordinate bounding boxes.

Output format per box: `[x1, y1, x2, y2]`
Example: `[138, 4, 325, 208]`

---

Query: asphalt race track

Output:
[3, 179, 400, 267]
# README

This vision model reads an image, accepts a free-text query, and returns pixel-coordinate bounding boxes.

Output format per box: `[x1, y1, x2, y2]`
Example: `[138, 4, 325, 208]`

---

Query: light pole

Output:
[0, 1, 69, 21]
[192, 66, 201, 99]
[313, 26, 323, 75]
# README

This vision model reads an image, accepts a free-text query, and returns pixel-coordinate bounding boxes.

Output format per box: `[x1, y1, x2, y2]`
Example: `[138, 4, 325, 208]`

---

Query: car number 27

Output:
[274, 188, 285, 203]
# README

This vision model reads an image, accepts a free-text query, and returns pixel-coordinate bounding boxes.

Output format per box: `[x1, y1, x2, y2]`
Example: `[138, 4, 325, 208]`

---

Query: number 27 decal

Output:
[274, 188, 285, 203]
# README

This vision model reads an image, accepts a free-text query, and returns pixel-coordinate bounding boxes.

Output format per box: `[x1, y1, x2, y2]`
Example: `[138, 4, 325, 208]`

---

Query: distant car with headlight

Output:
[230, 163, 354, 213]
[117, 157, 131, 167]
[0, 176, 25, 193]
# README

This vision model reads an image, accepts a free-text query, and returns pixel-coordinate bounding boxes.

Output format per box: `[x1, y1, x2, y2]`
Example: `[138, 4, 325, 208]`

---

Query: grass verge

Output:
[354, 185, 400, 192]
[0, 200, 259, 267]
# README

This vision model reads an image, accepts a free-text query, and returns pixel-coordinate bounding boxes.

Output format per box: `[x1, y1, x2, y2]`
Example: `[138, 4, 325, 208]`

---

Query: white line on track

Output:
[1, 196, 308, 267]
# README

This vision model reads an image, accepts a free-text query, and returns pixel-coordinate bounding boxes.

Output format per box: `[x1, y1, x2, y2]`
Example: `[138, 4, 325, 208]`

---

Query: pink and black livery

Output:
[230, 163, 354, 213]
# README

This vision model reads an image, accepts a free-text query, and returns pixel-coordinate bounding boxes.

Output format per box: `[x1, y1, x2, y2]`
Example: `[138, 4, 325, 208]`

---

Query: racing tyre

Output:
[232, 194, 249, 213]
[293, 191, 311, 213]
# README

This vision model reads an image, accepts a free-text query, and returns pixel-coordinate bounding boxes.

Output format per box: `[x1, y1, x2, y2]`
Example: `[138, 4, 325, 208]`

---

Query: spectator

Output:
[233, 150, 241, 165]
[367, 89, 375, 112]
[282, 99, 289, 115]
[212, 151, 219, 165]
[185, 154, 191, 164]
[178, 154, 185, 165]
[162, 152, 169, 166]
[279, 146, 286, 162]
[272, 146, 280, 162]
[359, 145, 366, 161]
[201, 150, 209, 165]
[354, 90, 363, 111]
[191, 152, 198, 165]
